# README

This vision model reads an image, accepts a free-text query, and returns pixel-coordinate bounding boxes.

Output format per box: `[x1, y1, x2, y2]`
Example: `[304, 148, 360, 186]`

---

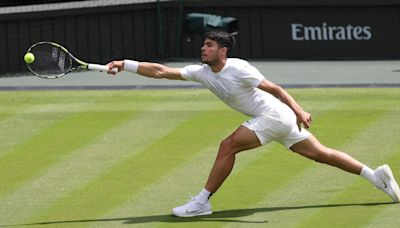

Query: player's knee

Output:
[218, 138, 237, 156]
[219, 138, 232, 151]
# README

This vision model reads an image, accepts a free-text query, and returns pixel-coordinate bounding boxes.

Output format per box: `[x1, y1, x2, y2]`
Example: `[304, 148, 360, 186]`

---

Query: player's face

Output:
[201, 38, 222, 65]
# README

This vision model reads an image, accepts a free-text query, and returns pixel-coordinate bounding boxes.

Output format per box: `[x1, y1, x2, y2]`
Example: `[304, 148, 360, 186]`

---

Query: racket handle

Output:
[88, 64, 118, 73]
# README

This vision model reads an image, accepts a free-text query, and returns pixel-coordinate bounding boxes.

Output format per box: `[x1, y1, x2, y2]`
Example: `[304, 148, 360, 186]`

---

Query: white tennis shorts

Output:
[242, 104, 311, 149]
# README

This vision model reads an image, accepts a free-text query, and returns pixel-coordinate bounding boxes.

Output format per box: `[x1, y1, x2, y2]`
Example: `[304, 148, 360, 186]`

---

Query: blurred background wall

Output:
[1, 0, 399, 73]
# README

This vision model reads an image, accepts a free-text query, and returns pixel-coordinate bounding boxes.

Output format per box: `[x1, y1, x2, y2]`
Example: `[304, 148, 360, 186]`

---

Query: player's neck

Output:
[210, 58, 227, 73]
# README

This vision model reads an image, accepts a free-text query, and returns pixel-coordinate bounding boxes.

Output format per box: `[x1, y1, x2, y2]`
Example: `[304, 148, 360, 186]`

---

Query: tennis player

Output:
[107, 30, 400, 217]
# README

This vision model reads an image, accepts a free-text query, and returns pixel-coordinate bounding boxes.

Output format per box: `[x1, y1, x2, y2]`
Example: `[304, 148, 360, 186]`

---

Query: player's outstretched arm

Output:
[107, 60, 185, 80]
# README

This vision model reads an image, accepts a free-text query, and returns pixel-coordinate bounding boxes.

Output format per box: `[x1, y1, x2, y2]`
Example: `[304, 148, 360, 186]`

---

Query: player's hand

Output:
[106, 60, 124, 75]
[296, 111, 312, 131]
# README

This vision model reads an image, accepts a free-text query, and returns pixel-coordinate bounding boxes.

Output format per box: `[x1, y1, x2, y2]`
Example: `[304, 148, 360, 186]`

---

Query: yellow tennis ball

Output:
[24, 52, 35, 64]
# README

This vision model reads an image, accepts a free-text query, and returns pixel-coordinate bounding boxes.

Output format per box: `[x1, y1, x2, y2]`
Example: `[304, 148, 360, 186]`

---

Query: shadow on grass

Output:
[1, 202, 393, 226]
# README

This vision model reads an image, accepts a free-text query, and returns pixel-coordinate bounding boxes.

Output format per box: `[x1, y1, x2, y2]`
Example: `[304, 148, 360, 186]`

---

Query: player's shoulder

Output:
[227, 58, 251, 68]
[181, 62, 209, 81]
[227, 58, 249, 64]
[225, 58, 252, 74]
[184, 62, 208, 71]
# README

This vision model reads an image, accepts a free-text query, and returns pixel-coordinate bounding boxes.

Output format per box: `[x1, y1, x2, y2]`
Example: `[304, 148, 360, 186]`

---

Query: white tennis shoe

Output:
[374, 164, 400, 203]
[172, 197, 212, 217]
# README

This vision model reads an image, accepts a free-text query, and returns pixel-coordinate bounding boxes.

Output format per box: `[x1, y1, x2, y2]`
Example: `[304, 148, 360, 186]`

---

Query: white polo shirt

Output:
[180, 58, 284, 117]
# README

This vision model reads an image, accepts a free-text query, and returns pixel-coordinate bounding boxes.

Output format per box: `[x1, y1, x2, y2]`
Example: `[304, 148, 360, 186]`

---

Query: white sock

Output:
[196, 188, 212, 204]
[360, 166, 383, 188]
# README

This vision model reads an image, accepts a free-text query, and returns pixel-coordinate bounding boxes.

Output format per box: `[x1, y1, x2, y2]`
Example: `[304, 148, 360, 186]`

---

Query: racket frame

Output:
[26, 41, 112, 79]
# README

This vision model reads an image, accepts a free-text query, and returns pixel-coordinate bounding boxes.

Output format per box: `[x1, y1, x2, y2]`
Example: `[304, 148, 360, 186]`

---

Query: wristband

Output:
[124, 59, 139, 73]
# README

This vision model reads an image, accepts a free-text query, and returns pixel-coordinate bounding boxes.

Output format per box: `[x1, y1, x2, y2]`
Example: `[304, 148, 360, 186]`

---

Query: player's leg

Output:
[289, 134, 363, 174]
[205, 125, 262, 193]
[172, 125, 261, 217]
[290, 135, 400, 202]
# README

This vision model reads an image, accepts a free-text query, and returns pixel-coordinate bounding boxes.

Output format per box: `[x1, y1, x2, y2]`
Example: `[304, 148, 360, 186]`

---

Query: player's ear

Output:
[219, 47, 228, 57]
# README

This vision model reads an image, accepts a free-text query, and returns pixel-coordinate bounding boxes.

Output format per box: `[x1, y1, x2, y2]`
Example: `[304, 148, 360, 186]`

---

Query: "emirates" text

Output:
[291, 23, 372, 41]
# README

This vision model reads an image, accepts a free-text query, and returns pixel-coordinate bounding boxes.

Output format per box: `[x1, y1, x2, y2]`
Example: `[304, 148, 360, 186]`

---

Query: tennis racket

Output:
[25, 41, 117, 79]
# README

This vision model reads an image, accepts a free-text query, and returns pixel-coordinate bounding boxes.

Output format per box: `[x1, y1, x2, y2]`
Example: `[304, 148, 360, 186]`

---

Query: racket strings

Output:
[28, 43, 73, 78]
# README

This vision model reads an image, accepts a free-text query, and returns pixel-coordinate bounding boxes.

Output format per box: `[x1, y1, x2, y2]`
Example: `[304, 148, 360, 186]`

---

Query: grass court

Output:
[0, 88, 399, 227]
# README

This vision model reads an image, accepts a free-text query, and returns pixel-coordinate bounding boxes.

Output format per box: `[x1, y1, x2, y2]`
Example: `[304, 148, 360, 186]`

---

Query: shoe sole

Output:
[172, 210, 212, 217]
[383, 165, 400, 203]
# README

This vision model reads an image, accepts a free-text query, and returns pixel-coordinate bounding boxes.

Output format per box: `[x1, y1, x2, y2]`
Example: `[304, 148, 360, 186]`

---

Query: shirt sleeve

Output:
[180, 64, 204, 83]
[237, 62, 265, 88]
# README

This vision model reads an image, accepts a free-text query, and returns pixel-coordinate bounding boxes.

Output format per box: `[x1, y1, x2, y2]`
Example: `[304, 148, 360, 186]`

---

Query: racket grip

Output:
[88, 64, 118, 73]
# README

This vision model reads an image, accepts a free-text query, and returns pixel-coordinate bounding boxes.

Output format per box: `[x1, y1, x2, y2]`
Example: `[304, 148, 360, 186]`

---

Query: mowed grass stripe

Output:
[0, 90, 141, 105]
[0, 89, 159, 158]
[0, 111, 18, 122]
[0, 104, 201, 225]
[298, 110, 400, 228]
[0, 110, 137, 197]
[0, 103, 94, 157]
[0, 89, 172, 158]
[229, 105, 399, 226]
[28, 110, 247, 224]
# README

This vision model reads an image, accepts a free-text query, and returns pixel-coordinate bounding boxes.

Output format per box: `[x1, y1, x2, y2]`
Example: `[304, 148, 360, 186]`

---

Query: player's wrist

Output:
[124, 59, 139, 73]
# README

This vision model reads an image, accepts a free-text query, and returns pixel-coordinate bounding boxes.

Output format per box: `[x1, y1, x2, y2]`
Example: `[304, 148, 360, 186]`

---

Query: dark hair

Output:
[205, 30, 235, 51]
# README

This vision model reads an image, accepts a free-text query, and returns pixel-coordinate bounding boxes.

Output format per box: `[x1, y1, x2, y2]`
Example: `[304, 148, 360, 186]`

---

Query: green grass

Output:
[0, 88, 399, 227]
